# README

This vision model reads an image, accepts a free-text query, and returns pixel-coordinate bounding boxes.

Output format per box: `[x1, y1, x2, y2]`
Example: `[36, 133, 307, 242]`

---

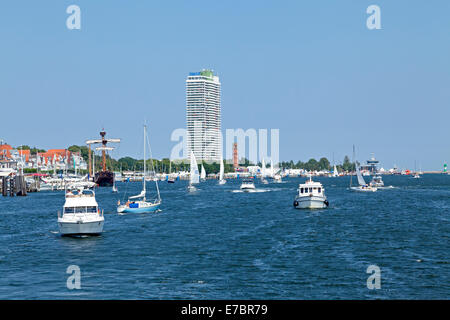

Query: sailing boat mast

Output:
[143, 124, 146, 201]
[350, 145, 355, 188]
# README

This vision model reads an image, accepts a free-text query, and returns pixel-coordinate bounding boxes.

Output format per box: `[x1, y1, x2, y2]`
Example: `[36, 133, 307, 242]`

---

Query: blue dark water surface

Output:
[0, 175, 449, 299]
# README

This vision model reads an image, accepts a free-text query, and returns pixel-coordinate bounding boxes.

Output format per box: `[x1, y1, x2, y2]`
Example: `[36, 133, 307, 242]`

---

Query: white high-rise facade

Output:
[186, 69, 221, 163]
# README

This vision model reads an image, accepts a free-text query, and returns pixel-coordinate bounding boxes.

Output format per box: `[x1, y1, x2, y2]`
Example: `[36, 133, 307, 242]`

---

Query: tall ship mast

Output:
[86, 129, 120, 187]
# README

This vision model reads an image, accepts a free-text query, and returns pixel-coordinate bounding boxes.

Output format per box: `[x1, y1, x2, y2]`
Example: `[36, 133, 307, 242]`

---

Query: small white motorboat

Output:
[293, 176, 329, 209]
[369, 174, 384, 188]
[273, 174, 282, 183]
[58, 187, 104, 236]
[240, 179, 256, 192]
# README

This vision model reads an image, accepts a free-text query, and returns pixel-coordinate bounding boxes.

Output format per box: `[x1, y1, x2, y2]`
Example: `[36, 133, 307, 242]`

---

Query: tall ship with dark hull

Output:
[95, 170, 114, 187]
[86, 130, 120, 187]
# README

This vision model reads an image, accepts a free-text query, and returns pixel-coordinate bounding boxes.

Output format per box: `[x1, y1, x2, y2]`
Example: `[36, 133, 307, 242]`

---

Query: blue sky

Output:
[1, 1, 449, 170]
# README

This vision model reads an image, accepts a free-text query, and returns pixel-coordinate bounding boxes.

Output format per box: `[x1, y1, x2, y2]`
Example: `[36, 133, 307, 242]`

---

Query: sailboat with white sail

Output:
[168, 160, 175, 183]
[117, 124, 161, 213]
[351, 162, 377, 192]
[332, 165, 339, 177]
[268, 158, 282, 182]
[112, 172, 118, 193]
[260, 158, 268, 184]
[188, 151, 199, 192]
[349, 145, 377, 192]
[413, 160, 421, 179]
[218, 157, 226, 185]
[200, 164, 206, 181]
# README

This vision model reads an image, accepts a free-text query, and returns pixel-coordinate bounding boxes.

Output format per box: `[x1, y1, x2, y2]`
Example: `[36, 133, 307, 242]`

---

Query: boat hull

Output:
[58, 220, 104, 236]
[94, 171, 114, 187]
[350, 186, 377, 192]
[294, 196, 328, 209]
[117, 202, 160, 214]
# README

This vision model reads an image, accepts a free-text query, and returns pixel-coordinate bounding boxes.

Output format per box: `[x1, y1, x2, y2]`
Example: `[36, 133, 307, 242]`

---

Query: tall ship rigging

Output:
[86, 130, 121, 187]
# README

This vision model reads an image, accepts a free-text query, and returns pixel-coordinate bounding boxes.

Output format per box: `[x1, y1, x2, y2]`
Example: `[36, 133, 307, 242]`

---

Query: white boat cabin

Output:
[63, 189, 99, 215]
[297, 180, 325, 197]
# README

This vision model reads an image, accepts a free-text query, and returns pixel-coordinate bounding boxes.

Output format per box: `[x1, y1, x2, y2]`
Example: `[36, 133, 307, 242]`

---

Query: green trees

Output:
[318, 157, 330, 171]
[342, 155, 355, 172]
[16, 145, 46, 155]
[276, 156, 354, 172]
[68, 145, 89, 161]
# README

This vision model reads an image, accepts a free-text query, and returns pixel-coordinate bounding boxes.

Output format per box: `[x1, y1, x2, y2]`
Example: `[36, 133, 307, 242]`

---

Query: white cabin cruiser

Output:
[58, 188, 104, 236]
[240, 179, 256, 192]
[293, 177, 329, 209]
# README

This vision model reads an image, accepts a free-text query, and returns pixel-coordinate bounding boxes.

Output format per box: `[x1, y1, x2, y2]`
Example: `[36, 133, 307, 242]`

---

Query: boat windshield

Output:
[64, 206, 98, 214]
[300, 187, 322, 194]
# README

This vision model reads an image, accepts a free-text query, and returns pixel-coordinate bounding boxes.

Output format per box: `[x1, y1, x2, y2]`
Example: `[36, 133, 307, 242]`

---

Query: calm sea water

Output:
[0, 174, 448, 299]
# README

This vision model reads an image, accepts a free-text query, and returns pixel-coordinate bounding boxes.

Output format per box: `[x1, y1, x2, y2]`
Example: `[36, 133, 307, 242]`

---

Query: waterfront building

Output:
[186, 69, 221, 163]
[0, 143, 87, 171]
[361, 153, 380, 173]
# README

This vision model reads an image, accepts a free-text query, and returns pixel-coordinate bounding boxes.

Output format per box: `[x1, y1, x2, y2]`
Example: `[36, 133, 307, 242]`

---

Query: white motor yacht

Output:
[293, 177, 329, 209]
[240, 179, 256, 192]
[58, 188, 104, 236]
